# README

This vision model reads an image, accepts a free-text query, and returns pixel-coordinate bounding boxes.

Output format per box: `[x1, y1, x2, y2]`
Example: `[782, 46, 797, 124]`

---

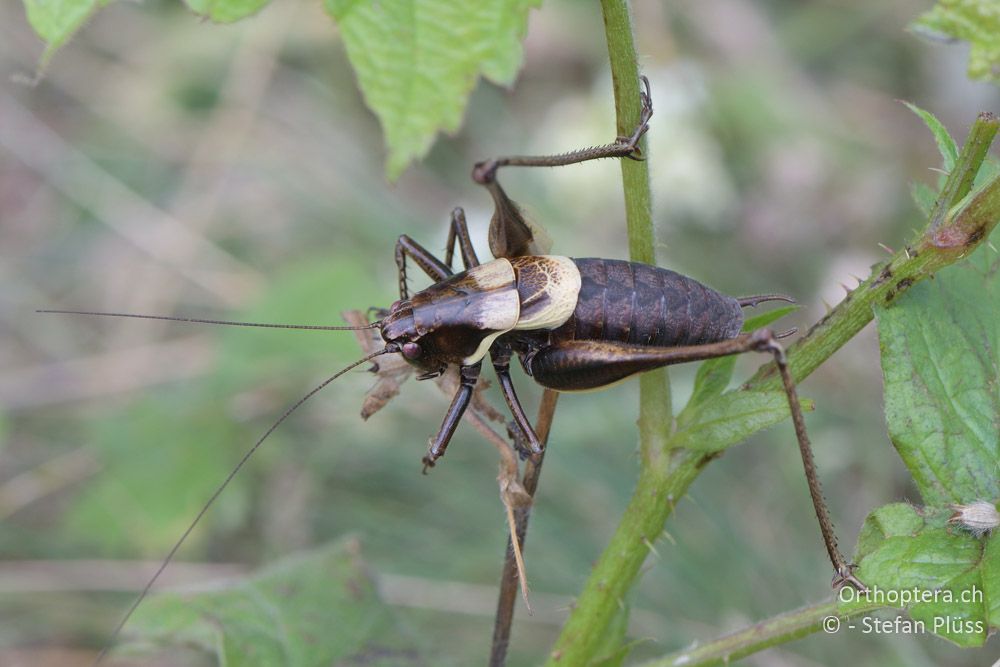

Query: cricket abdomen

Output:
[556, 258, 743, 346]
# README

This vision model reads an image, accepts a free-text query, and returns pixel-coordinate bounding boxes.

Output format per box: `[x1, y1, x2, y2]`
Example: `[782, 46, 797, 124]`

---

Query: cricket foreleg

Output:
[422, 362, 483, 471]
[490, 344, 543, 460]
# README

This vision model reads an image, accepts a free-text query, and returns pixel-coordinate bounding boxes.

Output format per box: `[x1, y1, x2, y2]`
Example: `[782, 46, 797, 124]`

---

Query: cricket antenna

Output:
[91, 344, 399, 666]
[37, 309, 381, 331]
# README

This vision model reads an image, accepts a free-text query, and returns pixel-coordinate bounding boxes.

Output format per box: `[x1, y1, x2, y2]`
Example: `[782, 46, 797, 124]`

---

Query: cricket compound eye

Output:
[402, 342, 422, 360]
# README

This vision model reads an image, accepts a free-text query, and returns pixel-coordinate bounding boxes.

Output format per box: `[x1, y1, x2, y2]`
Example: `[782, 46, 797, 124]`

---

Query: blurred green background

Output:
[1, 0, 998, 665]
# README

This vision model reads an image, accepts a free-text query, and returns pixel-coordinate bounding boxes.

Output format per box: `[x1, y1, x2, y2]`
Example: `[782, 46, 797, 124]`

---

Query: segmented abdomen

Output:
[554, 258, 743, 346]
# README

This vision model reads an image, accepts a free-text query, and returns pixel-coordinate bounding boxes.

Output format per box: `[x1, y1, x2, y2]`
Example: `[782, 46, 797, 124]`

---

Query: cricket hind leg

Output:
[473, 77, 653, 260]
[764, 336, 867, 592]
[526, 330, 867, 592]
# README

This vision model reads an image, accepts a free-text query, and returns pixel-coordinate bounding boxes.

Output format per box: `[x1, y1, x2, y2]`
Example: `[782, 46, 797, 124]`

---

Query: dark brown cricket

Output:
[40, 76, 865, 665]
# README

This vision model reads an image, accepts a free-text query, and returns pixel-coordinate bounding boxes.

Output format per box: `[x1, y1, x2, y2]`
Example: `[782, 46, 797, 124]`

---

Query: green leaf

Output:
[845, 503, 999, 647]
[123, 538, 422, 665]
[21, 0, 270, 70]
[673, 391, 808, 453]
[677, 305, 803, 453]
[911, 1, 1000, 83]
[862, 236, 1000, 645]
[184, 0, 272, 22]
[905, 105, 959, 216]
[874, 241, 1000, 506]
[911, 181, 938, 217]
[21, 0, 113, 67]
[686, 305, 798, 408]
[854, 502, 926, 561]
[904, 102, 959, 173]
[324, 0, 541, 179]
[687, 352, 739, 410]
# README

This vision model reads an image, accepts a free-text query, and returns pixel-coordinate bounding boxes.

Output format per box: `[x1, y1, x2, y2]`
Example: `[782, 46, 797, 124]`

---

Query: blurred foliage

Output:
[21, 0, 539, 178]
[125, 538, 423, 666]
[912, 0, 1000, 83]
[21, 0, 113, 66]
[3, 0, 1000, 666]
[185, 0, 271, 23]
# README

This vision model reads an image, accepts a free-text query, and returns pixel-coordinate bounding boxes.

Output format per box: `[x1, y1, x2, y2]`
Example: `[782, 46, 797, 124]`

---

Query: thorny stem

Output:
[489, 389, 559, 667]
[493, 3, 662, 663]
[545, 96, 1000, 667]
[541, 3, 671, 664]
[747, 111, 1000, 393]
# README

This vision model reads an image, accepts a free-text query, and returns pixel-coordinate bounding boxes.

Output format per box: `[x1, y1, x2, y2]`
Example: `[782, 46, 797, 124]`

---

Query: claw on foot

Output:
[615, 75, 654, 158]
[832, 564, 868, 593]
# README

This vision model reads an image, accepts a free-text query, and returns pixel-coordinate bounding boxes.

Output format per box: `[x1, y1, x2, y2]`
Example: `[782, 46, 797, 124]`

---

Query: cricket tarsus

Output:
[90, 345, 397, 666]
[37, 309, 379, 331]
[471, 76, 653, 185]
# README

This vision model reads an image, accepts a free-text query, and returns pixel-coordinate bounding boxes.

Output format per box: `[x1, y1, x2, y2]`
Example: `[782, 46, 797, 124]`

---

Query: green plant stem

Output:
[604, 3, 653, 266]
[546, 3, 672, 664]
[746, 111, 1000, 393]
[545, 106, 1000, 665]
[601, 0, 672, 469]
[545, 454, 704, 666]
[636, 599, 882, 667]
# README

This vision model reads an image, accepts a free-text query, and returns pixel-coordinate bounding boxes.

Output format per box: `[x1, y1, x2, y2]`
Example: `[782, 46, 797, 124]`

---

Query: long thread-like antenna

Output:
[37, 309, 380, 331]
[91, 345, 398, 666]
